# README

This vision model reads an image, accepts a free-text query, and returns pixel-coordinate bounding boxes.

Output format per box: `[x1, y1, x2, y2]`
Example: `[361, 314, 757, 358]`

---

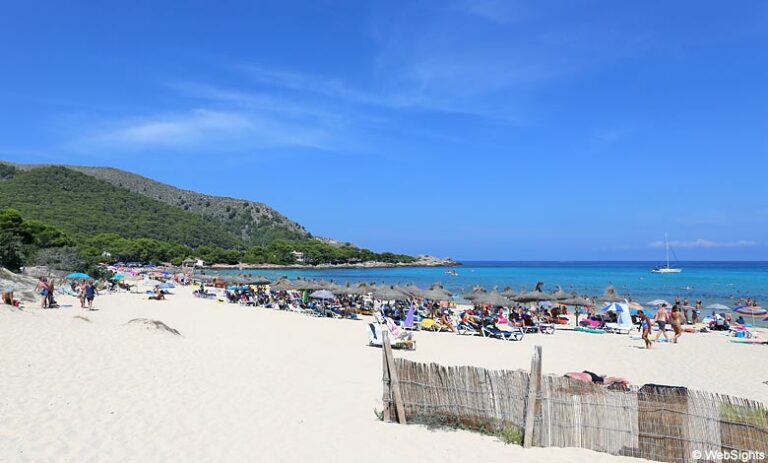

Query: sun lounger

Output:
[457, 321, 481, 336]
[482, 325, 524, 341]
[604, 322, 635, 334]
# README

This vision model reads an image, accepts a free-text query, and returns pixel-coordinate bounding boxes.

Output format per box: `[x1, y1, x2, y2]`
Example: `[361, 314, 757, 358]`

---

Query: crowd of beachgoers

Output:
[8, 265, 765, 353]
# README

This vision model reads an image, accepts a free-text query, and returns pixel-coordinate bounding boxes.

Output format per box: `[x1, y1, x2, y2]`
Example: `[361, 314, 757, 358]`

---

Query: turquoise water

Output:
[213, 261, 768, 310]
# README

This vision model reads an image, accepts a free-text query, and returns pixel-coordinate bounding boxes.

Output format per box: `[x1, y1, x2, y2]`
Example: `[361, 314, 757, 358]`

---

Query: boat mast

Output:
[665, 232, 670, 269]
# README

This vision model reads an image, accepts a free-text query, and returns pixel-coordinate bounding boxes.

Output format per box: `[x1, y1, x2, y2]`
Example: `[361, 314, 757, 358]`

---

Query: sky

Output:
[1, 0, 767, 260]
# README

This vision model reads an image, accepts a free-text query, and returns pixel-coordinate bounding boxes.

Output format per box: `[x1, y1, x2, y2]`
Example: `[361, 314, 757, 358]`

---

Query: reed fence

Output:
[381, 336, 768, 463]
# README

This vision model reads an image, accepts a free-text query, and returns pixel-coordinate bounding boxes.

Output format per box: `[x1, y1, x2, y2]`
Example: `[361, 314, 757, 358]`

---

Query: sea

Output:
[214, 261, 768, 313]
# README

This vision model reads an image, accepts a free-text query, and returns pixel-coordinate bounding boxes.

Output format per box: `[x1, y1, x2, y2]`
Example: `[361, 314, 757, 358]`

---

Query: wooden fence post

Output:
[524, 345, 543, 448]
[382, 330, 407, 424]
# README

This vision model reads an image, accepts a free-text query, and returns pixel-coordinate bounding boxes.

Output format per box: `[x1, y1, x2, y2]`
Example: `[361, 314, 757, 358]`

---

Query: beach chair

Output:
[366, 323, 415, 350]
[457, 320, 481, 336]
[482, 325, 524, 341]
[604, 320, 634, 334]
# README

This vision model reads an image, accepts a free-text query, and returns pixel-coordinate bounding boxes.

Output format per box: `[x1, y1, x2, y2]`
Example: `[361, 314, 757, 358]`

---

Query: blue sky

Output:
[1, 0, 767, 260]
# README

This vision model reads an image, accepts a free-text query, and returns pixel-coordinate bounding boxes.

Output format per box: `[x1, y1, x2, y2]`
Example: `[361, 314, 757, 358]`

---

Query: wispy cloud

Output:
[69, 108, 338, 152]
[649, 239, 759, 249]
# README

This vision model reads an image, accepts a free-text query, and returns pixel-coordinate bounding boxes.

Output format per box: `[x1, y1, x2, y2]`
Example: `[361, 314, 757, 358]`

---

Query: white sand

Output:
[1, 288, 766, 463]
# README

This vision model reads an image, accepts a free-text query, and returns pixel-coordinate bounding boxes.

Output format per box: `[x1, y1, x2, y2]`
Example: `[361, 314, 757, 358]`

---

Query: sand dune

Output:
[1, 288, 765, 462]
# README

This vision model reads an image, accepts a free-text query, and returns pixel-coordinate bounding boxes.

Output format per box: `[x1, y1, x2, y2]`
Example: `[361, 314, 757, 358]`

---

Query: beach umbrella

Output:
[515, 290, 552, 303]
[646, 299, 670, 307]
[472, 290, 509, 307]
[501, 287, 517, 298]
[248, 276, 272, 285]
[110, 274, 126, 280]
[599, 286, 626, 303]
[346, 283, 370, 296]
[373, 285, 408, 301]
[733, 305, 766, 316]
[601, 302, 628, 313]
[560, 296, 593, 307]
[401, 284, 424, 298]
[270, 278, 294, 292]
[66, 272, 91, 280]
[310, 290, 336, 300]
[422, 284, 452, 301]
[141, 279, 162, 286]
[706, 303, 731, 311]
[550, 286, 570, 301]
[159, 283, 175, 289]
[462, 286, 487, 301]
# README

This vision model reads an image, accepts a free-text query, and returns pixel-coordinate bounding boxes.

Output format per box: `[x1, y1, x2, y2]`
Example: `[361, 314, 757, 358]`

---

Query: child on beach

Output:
[637, 310, 653, 349]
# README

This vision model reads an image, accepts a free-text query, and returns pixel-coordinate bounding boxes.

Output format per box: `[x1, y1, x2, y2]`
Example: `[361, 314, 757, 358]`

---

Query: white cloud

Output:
[70, 108, 338, 152]
[649, 239, 759, 249]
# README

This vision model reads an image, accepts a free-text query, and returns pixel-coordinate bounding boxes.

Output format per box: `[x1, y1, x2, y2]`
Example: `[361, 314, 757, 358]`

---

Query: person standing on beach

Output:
[670, 306, 684, 343]
[77, 281, 86, 308]
[693, 300, 702, 324]
[654, 304, 670, 342]
[682, 298, 690, 324]
[35, 277, 49, 309]
[85, 280, 97, 310]
[637, 310, 653, 349]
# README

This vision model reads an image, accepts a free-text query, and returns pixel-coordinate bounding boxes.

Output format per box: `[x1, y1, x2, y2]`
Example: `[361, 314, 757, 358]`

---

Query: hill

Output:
[0, 165, 242, 249]
[11, 163, 310, 246]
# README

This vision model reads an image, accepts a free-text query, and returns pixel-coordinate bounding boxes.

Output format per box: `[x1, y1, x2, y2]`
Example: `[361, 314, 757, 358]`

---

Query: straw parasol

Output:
[646, 299, 670, 306]
[598, 286, 626, 303]
[560, 296, 594, 307]
[550, 286, 570, 301]
[422, 283, 452, 301]
[462, 286, 487, 301]
[401, 284, 424, 298]
[515, 289, 552, 303]
[247, 275, 272, 285]
[705, 303, 730, 311]
[270, 278, 294, 292]
[472, 290, 509, 307]
[373, 285, 409, 301]
[501, 287, 517, 298]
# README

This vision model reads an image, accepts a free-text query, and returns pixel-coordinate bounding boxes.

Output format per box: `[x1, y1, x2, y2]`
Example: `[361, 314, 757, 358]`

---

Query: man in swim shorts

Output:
[670, 306, 684, 343]
[654, 303, 670, 342]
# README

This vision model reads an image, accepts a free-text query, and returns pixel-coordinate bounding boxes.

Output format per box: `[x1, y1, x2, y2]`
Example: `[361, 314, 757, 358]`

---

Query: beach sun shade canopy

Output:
[550, 287, 571, 300]
[601, 302, 629, 313]
[515, 290, 552, 302]
[559, 296, 594, 307]
[501, 287, 517, 298]
[599, 286, 626, 303]
[66, 272, 91, 279]
[422, 286, 453, 301]
[373, 286, 409, 301]
[310, 290, 336, 300]
[733, 305, 767, 316]
[247, 276, 272, 285]
[110, 274, 126, 280]
[401, 284, 425, 298]
[270, 279, 294, 292]
[472, 290, 510, 307]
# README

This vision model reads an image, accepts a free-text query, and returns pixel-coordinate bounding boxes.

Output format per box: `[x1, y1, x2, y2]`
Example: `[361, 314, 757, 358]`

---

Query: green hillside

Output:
[11, 163, 311, 245]
[0, 165, 241, 249]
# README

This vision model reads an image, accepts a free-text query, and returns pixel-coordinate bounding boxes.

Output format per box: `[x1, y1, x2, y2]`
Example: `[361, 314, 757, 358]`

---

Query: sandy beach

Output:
[1, 288, 766, 463]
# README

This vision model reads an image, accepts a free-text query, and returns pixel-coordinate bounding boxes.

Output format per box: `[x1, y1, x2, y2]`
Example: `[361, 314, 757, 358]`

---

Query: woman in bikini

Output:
[670, 306, 684, 343]
[637, 310, 653, 349]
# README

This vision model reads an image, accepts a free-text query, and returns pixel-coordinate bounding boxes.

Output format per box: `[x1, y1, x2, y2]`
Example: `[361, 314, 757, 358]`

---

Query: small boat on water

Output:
[652, 233, 682, 273]
[445, 270, 458, 277]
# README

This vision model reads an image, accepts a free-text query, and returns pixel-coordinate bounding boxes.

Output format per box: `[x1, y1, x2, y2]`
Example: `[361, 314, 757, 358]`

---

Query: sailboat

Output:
[651, 233, 682, 273]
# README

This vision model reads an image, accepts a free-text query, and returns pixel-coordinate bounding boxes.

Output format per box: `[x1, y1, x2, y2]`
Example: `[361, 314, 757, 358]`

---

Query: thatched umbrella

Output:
[373, 285, 409, 301]
[550, 286, 570, 301]
[501, 287, 517, 298]
[472, 290, 509, 307]
[247, 275, 272, 285]
[401, 284, 425, 299]
[560, 296, 594, 307]
[462, 285, 487, 301]
[270, 278, 294, 292]
[421, 287, 451, 301]
[599, 286, 626, 303]
[515, 289, 552, 303]
[348, 282, 371, 296]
